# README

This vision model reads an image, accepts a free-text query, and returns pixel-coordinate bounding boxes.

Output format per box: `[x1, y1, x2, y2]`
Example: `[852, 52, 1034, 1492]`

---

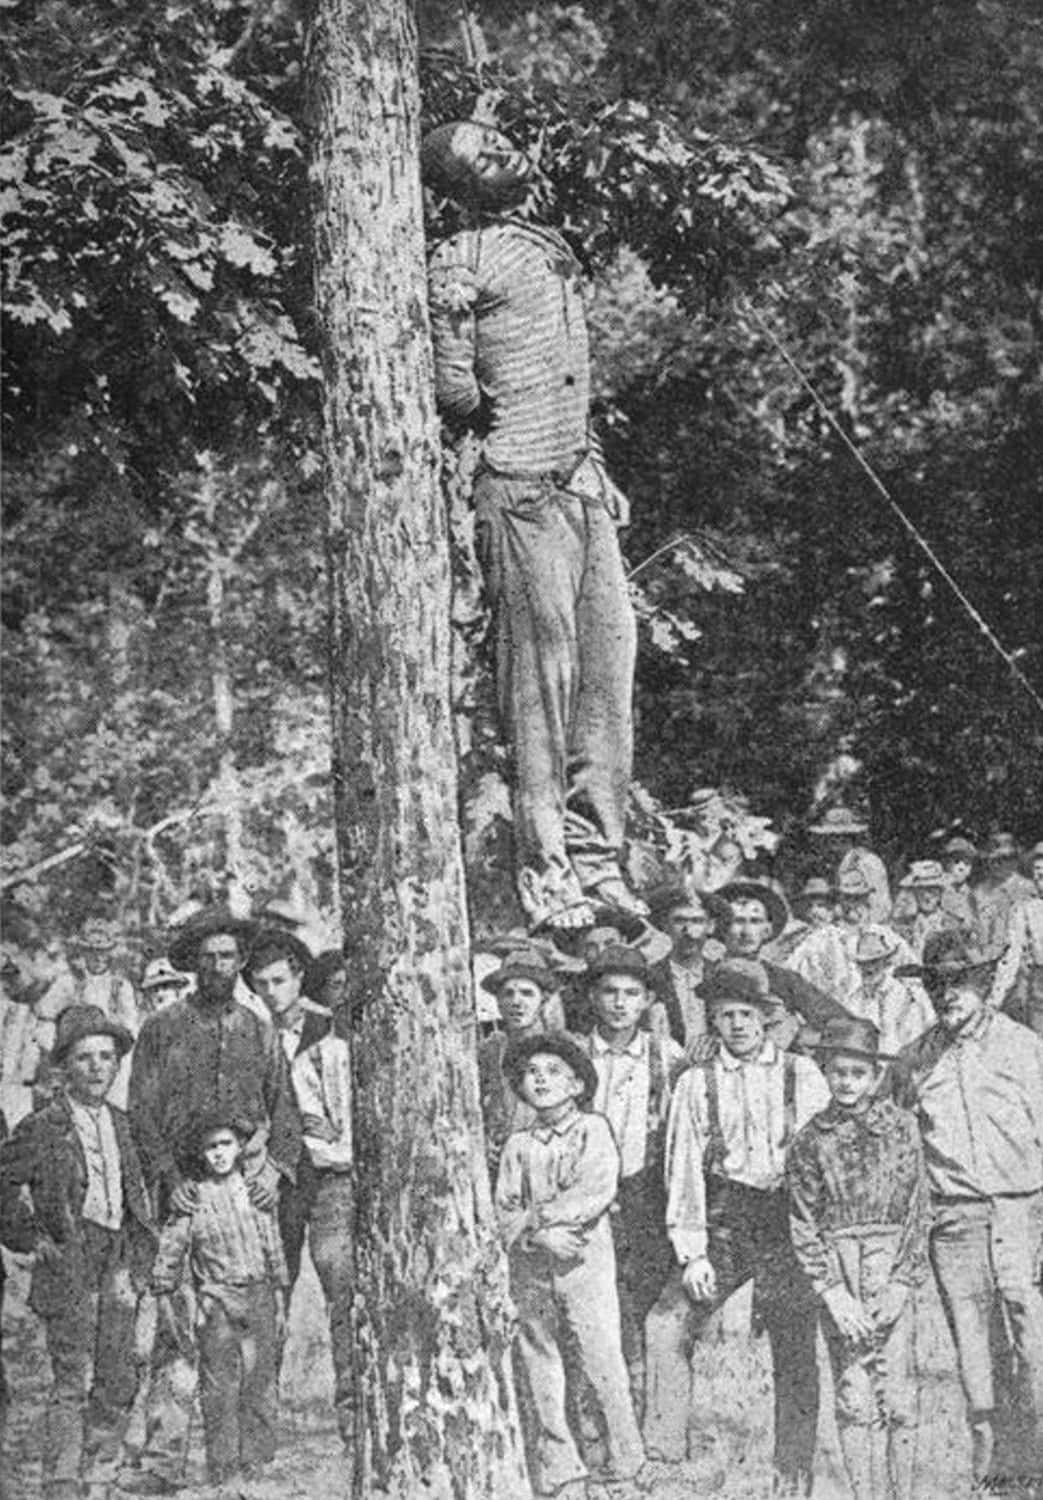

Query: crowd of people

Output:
[0, 820, 1041, 1499]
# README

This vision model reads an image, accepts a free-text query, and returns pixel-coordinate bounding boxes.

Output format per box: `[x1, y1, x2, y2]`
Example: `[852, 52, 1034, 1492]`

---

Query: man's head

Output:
[942, 836, 977, 888]
[587, 948, 653, 1039]
[503, 1033, 598, 1115]
[853, 926, 899, 992]
[815, 1018, 886, 1111]
[52, 1004, 133, 1106]
[795, 877, 834, 928]
[306, 949, 352, 1031]
[75, 917, 118, 976]
[482, 950, 559, 1035]
[981, 831, 1019, 880]
[897, 930, 998, 1036]
[421, 121, 532, 212]
[716, 881, 788, 959]
[835, 870, 873, 928]
[902, 860, 946, 915]
[701, 959, 774, 1059]
[649, 883, 713, 962]
[245, 932, 310, 1026]
[168, 908, 254, 1006]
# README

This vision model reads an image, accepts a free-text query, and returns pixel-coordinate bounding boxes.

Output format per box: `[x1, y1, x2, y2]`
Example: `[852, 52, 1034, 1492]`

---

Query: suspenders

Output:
[701, 1050, 798, 1178]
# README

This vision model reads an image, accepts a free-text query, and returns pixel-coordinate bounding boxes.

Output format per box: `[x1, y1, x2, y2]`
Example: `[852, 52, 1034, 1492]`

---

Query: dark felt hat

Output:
[942, 836, 978, 862]
[244, 924, 313, 978]
[645, 878, 713, 921]
[895, 929, 1003, 982]
[167, 907, 256, 971]
[584, 944, 654, 987]
[714, 880, 790, 940]
[812, 1016, 891, 1062]
[52, 1004, 134, 1065]
[698, 959, 777, 1012]
[482, 949, 561, 996]
[502, 1032, 599, 1107]
[794, 876, 834, 906]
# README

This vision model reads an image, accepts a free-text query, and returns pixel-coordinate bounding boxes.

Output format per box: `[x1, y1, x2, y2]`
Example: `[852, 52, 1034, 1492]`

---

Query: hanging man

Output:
[422, 120, 643, 935]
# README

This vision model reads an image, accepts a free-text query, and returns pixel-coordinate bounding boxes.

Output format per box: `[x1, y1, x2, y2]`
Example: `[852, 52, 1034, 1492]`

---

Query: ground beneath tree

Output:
[1, 1257, 970, 1499]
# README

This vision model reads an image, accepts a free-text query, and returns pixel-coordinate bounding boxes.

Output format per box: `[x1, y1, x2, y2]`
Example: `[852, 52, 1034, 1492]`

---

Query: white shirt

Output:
[668, 961, 709, 1047]
[588, 1029, 682, 1178]
[68, 1097, 123, 1231]
[292, 1032, 352, 1172]
[848, 972, 934, 1056]
[664, 1041, 830, 1263]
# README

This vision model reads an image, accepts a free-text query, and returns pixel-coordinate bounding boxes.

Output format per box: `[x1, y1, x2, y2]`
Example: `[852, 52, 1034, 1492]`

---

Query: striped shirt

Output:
[428, 220, 590, 475]
[152, 1172, 287, 1294]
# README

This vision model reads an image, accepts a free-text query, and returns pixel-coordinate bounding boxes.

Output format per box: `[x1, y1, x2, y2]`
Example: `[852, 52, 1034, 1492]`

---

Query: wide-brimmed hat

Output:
[75, 917, 119, 952]
[899, 860, 946, 890]
[808, 806, 869, 838]
[982, 831, 1018, 861]
[140, 957, 192, 993]
[835, 868, 873, 899]
[584, 944, 654, 988]
[795, 876, 834, 905]
[481, 949, 561, 996]
[52, 1004, 134, 1065]
[698, 959, 776, 1012]
[244, 924, 313, 977]
[813, 1016, 891, 1062]
[942, 836, 978, 862]
[895, 929, 1003, 982]
[167, 907, 256, 971]
[502, 1032, 599, 1106]
[853, 926, 901, 966]
[714, 880, 790, 940]
[255, 897, 312, 933]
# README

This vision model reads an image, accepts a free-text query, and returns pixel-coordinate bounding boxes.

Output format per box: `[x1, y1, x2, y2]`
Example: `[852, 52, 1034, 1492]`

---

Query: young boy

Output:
[150, 1113, 287, 1488]
[0, 1005, 155, 1500]
[477, 949, 564, 1182]
[788, 1017, 928, 1500]
[496, 1033, 645, 1497]
[576, 946, 682, 1408]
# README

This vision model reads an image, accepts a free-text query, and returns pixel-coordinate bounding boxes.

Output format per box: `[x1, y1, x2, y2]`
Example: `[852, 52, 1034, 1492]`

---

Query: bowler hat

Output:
[942, 836, 978, 862]
[140, 957, 192, 993]
[502, 1032, 599, 1107]
[899, 860, 946, 890]
[715, 880, 790, 940]
[244, 924, 313, 978]
[895, 929, 1002, 981]
[167, 907, 256, 971]
[584, 944, 654, 987]
[75, 917, 119, 952]
[982, 832, 1018, 861]
[698, 959, 777, 1012]
[813, 1016, 890, 1062]
[795, 876, 834, 905]
[482, 949, 561, 996]
[852, 927, 901, 966]
[808, 806, 869, 838]
[52, 1004, 134, 1065]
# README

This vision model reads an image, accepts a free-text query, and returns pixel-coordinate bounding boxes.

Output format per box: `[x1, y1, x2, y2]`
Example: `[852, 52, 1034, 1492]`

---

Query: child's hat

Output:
[812, 1016, 891, 1062]
[52, 1004, 134, 1064]
[502, 1032, 599, 1107]
[482, 949, 561, 996]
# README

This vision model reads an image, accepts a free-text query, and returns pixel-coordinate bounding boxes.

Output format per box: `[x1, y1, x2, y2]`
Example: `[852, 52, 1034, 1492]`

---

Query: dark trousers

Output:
[40, 1223, 139, 1495]
[612, 1173, 673, 1394]
[644, 1177, 820, 1493]
[277, 1159, 319, 1292]
[197, 1283, 280, 1483]
[308, 1172, 356, 1449]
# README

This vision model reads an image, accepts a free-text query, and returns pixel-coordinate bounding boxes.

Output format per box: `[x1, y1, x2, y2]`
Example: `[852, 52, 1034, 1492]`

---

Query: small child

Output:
[150, 1113, 288, 1488]
[787, 1017, 928, 1500]
[495, 1033, 645, 1498]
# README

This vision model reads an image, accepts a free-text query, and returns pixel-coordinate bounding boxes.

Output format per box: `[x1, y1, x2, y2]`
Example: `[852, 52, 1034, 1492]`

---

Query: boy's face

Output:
[824, 1052, 879, 1109]
[201, 1127, 241, 1178]
[713, 1000, 766, 1058]
[250, 956, 302, 1021]
[519, 1052, 583, 1112]
[591, 974, 650, 1035]
[497, 978, 544, 1033]
[63, 1036, 120, 1105]
[914, 884, 943, 914]
[806, 899, 834, 927]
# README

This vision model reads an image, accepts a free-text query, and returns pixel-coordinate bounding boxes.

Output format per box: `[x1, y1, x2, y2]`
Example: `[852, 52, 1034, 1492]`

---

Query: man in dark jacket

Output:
[0, 1006, 155, 1500]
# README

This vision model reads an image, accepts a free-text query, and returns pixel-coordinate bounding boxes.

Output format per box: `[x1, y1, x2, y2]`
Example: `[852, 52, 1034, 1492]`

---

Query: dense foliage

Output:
[3, 0, 1041, 952]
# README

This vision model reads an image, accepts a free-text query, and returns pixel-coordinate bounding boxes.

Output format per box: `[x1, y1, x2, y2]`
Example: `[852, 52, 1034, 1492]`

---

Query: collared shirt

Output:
[587, 1029, 683, 1179]
[292, 1033, 352, 1172]
[889, 1010, 1043, 1199]
[152, 1171, 287, 1293]
[667, 961, 709, 1047]
[428, 221, 590, 475]
[787, 1098, 929, 1295]
[848, 972, 934, 1057]
[129, 995, 301, 1187]
[664, 1042, 830, 1264]
[67, 1096, 123, 1231]
[495, 1107, 619, 1251]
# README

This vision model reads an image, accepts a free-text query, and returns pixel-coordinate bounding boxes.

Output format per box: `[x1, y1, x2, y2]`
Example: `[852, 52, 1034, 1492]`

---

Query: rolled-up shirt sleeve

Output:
[663, 1068, 710, 1265]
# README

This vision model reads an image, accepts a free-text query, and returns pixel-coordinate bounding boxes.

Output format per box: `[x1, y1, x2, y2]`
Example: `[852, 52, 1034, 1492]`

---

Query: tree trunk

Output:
[307, 3, 530, 1497]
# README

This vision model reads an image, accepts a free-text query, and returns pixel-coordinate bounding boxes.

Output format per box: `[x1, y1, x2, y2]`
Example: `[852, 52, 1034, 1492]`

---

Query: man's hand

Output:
[246, 1157, 281, 1212]
[682, 1257, 717, 1303]
[301, 1113, 339, 1143]
[823, 1284, 873, 1344]
[35, 1233, 63, 1268]
[870, 1281, 909, 1331]
[528, 1224, 587, 1262]
[168, 1177, 198, 1216]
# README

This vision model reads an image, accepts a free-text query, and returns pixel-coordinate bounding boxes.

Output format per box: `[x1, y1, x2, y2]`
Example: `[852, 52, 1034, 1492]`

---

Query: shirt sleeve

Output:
[428, 240, 481, 420]
[786, 1126, 842, 1296]
[129, 1016, 178, 1188]
[663, 1067, 711, 1264]
[494, 1133, 531, 1250]
[531, 1114, 620, 1232]
[0, 1115, 42, 1252]
[891, 1115, 930, 1287]
[151, 1214, 193, 1292]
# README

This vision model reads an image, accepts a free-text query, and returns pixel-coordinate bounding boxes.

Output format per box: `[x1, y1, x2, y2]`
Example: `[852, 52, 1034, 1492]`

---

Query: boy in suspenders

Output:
[644, 959, 831, 1495]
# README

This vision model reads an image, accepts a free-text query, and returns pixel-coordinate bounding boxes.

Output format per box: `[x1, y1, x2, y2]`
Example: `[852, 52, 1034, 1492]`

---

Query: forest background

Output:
[3, 0, 1043, 957]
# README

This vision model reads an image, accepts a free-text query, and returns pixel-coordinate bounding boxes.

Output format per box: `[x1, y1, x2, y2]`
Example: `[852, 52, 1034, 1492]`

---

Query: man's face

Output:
[857, 956, 889, 993]
[64, 1036, 120, 1105]
[497, 978, 544, 1034]
[591, 975, 650, 1036]
[201, 1127, 240, 1178]
[947, 858, 972, 887]
[448, 123, 531, 207]
[839, 894, 871, 928]
[81, 948, 111, 976]
[930, 975, 987, 1034]
[196, 933, 241, 1004]
[322, 965, 349, 1010]
[1032, 856, 1043, 898]
[915, 885, 943, 914]
[725, 900, 772, 958]
[806, 899, 834, 928]
[665, 905, 710, 959]
[713, 1000, 766, 1059]
[824, 1053, 879, 1110]
[250, 957, 302, 1023]
[519, 1053, 582, 1112]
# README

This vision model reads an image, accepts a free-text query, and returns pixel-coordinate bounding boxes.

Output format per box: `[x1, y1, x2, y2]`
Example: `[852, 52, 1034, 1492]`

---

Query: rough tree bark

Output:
[307, 3, 531, 1497]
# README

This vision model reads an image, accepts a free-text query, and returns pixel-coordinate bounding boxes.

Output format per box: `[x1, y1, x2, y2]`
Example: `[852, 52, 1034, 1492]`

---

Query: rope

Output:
[742, 298, 1043, 722]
